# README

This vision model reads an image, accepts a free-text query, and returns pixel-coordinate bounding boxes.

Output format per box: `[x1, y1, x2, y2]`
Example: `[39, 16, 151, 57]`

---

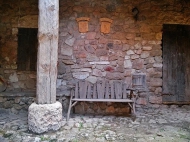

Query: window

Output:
[17, 28, 38, 71]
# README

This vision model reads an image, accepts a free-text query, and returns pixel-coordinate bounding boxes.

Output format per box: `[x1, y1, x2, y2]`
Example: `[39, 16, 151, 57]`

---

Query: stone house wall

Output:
[0, 0, 190, 113]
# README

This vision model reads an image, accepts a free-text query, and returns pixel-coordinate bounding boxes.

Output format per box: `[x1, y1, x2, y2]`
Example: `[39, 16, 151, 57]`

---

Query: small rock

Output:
[34, 137, 41, 142]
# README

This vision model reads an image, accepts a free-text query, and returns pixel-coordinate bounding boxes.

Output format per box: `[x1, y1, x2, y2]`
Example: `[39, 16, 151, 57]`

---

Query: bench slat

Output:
[110, 83, 114, 99]
[71, 98, 133, 102]
[75, 81, 79, 98]
[79, 81, 87, 99]
[97, 80, 105, 99]
[123, 83, 127, 99]
[105, 82, 110, 99]
[115, 81, 122, 99]
[87, 82, 92, 99]
[93, 83, 97, 99]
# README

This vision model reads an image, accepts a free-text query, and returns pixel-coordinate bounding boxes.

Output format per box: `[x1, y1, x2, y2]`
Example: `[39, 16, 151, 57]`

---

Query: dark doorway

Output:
[17, 28, 38, 71]
[162, 24, 190, 103]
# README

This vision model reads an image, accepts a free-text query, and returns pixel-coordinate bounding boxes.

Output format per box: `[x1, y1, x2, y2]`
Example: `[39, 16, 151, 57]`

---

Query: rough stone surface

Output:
[1, 0, 190, 110]
[0, 107, 190, 141]
[28, 102, 62, 134]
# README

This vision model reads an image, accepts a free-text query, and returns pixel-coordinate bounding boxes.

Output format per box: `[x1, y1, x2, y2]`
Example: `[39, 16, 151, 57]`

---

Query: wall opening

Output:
[17, 28, 38, 71]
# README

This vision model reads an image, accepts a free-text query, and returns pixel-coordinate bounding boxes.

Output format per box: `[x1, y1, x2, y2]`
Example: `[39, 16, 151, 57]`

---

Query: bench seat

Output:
[67, 80, 138, 121]
[72, 98, 133, 102]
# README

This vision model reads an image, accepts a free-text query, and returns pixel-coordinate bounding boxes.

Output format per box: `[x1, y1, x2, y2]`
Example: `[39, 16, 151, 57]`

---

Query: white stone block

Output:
[73, 72, 89, 79]
[89, 61, 110, 65]
[9, 72, 18, 83]
[124, 60, 132, 68]
[28, 102, 62, 134]
[126, 50, 135, 55]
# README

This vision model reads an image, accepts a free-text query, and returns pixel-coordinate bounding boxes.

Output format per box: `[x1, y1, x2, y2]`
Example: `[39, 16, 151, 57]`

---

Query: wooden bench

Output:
[67, 80, 138, 121]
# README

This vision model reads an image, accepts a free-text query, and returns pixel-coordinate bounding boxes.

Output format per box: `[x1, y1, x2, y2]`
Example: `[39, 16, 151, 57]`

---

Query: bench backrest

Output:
[74, 80, 132, 99]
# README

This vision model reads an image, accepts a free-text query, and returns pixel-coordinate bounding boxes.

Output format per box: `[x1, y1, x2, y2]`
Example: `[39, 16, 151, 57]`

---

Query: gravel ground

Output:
[0, 105, 190, 142]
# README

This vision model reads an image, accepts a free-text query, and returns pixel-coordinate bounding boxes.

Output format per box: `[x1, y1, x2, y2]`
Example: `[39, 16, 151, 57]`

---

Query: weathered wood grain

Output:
[110, 82, 115, 99]
[123, 83, 127, 99]
[75, 81, 79, 98]
[87, 82, 92, 99]
[115, 81, 122, 99]
[105, 81, 110, 99]
[93, 83, 97, 99]
[163, 24, 190, 103]
[97, 80, 105, 99]
[36, 0, 59, 104]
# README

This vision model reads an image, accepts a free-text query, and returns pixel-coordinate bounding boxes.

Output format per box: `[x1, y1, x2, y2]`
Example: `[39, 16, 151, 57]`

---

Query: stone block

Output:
[125, 55, 130, 60]
[99, 38, 107, 44]
[136, 98, 147, 105]
[106, 72, 124, 80]
[89, 61, 110, 65]
[135, 49, 142, 55]
[85, 76, 97, 84]
[132, 59, 144, 69]
[125, 33, 135, 39]
[25, 79, 36, 89]
[28, 102, 62, 134]
[65, 36, 75, 46]
[143, 45, 152, 51]
[85, 45, 95, 54]
[86, 32, 96, 39]
[100, 56, 108, 61]
[150, 78, 162, 87]
[9, 73, 18, 83]
[106, 106, 115, 114]
[62, 60, 75, 65]
[93, 69, 106, 77]
[96, 49, 108, 56]
[104, 66, 115, 72]
[150, 50, 162, 56]
[58, 62, 66, 75]
[153, 63, 162, 68]
[149, 96, 162, 104]
[122, 44, 130, 51]
[124, 60, 132, 68]
[131, 54, 139, 59]
[112, 32, 126, 40]
[73, 72, 89, 79]
[155, 56, 162, 63]
[61, 46, 73, 56]
[87, 54, 99, 62]
[126, 50, 135, 55]
[109, 55, 118, 61]
[140, 51, 150, 59]
[0, 97, 5, 103]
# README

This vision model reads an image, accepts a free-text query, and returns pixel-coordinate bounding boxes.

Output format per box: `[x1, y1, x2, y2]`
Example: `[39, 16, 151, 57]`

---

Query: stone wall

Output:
[0, 0, 190, 113]
[0, 0, 38, 91]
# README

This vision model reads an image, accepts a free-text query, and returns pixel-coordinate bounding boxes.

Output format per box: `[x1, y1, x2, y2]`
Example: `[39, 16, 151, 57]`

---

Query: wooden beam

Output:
[37, 0, 59, 104]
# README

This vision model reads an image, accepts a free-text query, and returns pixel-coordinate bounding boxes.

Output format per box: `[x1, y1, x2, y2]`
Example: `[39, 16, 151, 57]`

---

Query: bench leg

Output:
[67, 96, 72, 121]
[132, 102, 136, 115]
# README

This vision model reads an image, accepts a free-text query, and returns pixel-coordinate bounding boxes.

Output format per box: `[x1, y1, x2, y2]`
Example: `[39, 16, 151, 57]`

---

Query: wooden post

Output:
[37, 0, 59, 104]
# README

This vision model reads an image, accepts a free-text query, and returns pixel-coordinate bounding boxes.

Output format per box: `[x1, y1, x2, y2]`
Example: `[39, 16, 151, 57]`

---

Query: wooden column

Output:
[37, 0, 59, 104]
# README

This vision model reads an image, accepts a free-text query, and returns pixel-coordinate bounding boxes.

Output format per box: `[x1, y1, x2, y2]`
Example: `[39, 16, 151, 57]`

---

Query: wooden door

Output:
[163, 24, 190, 103]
